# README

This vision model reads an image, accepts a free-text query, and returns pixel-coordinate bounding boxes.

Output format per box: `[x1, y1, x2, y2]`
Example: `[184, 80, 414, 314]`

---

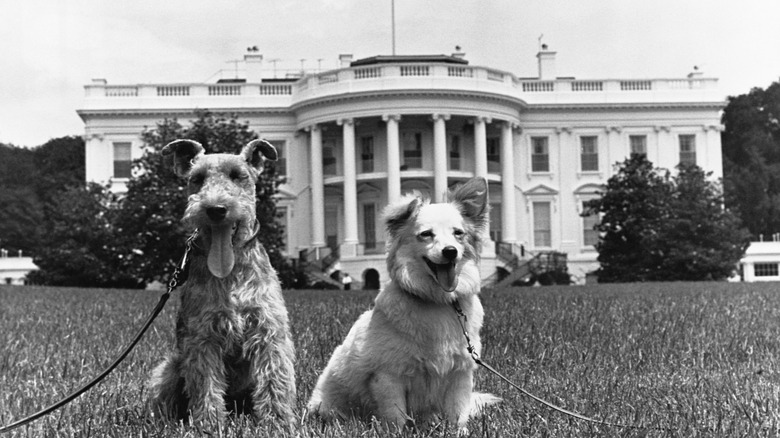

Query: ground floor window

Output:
[754, 263, 779, 277]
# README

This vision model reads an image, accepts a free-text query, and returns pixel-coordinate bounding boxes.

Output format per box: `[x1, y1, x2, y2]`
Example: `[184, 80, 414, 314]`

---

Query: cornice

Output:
[526, 101, 726, 111]
[76, 107, 292, 120]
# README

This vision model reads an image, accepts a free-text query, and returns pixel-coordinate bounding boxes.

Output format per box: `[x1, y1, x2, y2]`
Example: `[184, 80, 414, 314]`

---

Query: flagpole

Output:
[391, 0, 396, 55]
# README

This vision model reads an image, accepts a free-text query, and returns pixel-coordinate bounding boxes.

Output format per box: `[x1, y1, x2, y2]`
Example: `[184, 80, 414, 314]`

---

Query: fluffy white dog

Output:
[307, 177, 499, 431]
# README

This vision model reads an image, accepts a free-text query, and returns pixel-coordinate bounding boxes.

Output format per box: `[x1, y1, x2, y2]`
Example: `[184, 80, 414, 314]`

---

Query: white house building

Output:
[77, 47, 725, 286]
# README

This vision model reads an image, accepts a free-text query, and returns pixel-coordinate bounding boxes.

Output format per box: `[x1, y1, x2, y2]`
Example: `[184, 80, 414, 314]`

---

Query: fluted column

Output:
[474, 116, 491, 178]
[432, 114, 450, 202]
[309, 124, 325, 247]
[501, 122, 517, 243]
[339, 118, 358, 256]
[383, 114, 402, 204]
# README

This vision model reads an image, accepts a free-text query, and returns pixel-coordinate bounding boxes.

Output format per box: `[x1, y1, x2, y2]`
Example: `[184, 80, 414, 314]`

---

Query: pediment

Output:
[524, 184, 558, 196]
[573, 183, 605, 195]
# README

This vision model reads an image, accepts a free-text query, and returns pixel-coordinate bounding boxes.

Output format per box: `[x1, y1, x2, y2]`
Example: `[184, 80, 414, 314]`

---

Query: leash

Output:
[451, 300, 669, 432]
[0, 231, 198, 434]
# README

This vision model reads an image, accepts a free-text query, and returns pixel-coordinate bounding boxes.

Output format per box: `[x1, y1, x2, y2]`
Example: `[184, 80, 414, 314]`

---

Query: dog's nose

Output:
[206, 206, 228, 222]
[442, 246, 458, 261]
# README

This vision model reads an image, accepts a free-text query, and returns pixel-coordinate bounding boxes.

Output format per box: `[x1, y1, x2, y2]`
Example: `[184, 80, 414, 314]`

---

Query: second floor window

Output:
[449, 135, 461, 170]
[361, 136, 374, 173]
[531, 137, 549, 172]
[487, 137, 501, 172]
[630, 135, 647, 157]
[679, 135, 696, 165]
[580, 136, 599, 172]
[268, 140, 286, 178]
[402, 132, 422, 169]
[323, 141, 337, 175]
[113, 142, 132, 178]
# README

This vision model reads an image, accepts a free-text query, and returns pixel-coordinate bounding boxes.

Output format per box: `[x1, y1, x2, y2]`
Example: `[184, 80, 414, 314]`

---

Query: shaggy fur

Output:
[307, 177, 499, 431]
[148, 139, 296, 425]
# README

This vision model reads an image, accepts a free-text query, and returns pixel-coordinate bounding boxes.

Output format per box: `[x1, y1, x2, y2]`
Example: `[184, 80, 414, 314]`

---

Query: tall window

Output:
[581, 202, 599, 247]
[323, 141, 337, 175]
[363, 203, 376, 250]
[113, 142, 132, 178]
[490, 203, 502, 242]
[580, 136, 599, 171]
[629, 135, 647, 157]
[268, 140, 286, 178]
[679, 135, 696, 165]
[360, 136, 374, 173]
[531, 137, 549, 172]
[533, 202, 551, 247]
[449, 135, 461, 170]
[402, 132, 422, 169]
[487, 137, 500, 172]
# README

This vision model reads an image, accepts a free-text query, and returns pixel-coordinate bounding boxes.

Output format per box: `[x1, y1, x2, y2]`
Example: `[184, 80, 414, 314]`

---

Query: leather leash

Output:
[0, 231, 198, 434]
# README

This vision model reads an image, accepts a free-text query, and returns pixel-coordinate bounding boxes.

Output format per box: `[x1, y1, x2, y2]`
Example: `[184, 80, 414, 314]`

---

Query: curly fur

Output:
[148, 139, 296, 425]
[307, 177, 499, 432]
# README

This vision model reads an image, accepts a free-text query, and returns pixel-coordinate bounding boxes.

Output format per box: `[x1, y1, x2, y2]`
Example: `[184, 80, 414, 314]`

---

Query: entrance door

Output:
[325, 206, 339, 250]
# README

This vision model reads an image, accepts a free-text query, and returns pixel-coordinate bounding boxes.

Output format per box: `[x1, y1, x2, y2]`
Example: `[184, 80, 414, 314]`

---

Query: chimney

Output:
[339, 54, 353, 68]
[536, 44, 557, 80]
[452, 45, 466, 60]
[244, 48, 263, 82]
[687, 65, 703, 79]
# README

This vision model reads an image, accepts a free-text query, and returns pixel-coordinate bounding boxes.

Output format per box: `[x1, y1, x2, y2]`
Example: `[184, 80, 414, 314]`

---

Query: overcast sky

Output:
[1, 0, 778, 147]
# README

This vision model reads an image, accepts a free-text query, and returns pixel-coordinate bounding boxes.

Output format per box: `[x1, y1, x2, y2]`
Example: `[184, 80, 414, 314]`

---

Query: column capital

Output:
[501, 121, 521, 132]
[653, 125, 671, 133]
[703, 124, 724, 132]
[605, 125, 623, 133]
[87, 132, 104, 141]
[382, 114, 402, 122]
[302, 123, 321, 133]
[431, 113, 451, 122]
[555, 126, 573, 135]
[337, 118, 354, 126]
[475, 115, 493, 124]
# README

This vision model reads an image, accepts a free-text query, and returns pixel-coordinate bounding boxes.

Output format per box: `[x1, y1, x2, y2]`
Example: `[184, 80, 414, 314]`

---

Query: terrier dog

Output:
[148, 139, 296, 424]
[307, 177, 499, 432]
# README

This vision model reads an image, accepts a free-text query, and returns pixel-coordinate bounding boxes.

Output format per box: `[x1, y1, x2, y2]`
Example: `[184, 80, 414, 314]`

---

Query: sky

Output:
[1, 0, 778, 148]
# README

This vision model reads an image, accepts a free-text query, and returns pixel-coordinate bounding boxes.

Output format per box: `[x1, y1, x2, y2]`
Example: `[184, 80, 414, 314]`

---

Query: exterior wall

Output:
[78, 58, 725, 286]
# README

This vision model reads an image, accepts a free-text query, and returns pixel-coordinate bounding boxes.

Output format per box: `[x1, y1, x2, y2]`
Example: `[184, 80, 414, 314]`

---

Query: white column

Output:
[474, 116, 491, 178]
[705, 125, 724, 180]
[432, 114, 450, 202]
[339, 118, 359, 256]
[501, 122, 517, 243]
[309, 124, 325, 247]
[384, 114, 402, 204]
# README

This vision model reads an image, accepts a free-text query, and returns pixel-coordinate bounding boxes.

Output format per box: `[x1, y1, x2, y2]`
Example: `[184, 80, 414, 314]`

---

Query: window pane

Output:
[679, 135, 696, 165]
[449, 135, 461, 170]
[580, 136, 598, 171]
[113, 142, 132, 178]
[531, 137, 549, 172]
[582, 202, 599, 246]
[630, 135, 647, 156]
[323, 141, 337, 175]
[403, 132, 422, 169]
[533, 202, 551, 247]
[361, 136, 374, 173]
[268, 140, 286, 177]
[755, 263, 779, 277]
[487, 137, 500, 173]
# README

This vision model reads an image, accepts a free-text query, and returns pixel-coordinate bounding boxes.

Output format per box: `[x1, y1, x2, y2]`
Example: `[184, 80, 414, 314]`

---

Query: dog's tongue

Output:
[436, 263, 458, 292]
[207, 224, 235, 278]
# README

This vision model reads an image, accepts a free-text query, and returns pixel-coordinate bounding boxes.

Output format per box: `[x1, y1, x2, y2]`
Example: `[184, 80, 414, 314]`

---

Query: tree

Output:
[28, 183, 142, 288]
[721, 81, 780, 239]
[113, 110, 299, 288]
[587, 155, 750, 282]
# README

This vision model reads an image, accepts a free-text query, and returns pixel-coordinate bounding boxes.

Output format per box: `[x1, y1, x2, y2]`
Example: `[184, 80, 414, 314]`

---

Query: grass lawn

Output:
[1, 282, 780, 437]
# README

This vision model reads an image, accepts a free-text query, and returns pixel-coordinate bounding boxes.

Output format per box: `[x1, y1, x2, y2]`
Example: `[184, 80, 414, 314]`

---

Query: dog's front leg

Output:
[443, 370, 474, 431]
[369, 372, 411, 428]
[179, 335, 229, 423]
[246, 329, 296, 424]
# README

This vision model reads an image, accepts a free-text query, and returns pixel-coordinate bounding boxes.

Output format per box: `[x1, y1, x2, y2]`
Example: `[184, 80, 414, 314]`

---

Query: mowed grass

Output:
[2, 282, 780, 437]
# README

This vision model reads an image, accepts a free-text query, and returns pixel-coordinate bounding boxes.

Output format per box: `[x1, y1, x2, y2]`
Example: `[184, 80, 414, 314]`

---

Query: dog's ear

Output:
[242, 139, 278, 172]
[450, 177, 489, 229]
[162, 139, 205, 177]
[383, 195, 422, 238]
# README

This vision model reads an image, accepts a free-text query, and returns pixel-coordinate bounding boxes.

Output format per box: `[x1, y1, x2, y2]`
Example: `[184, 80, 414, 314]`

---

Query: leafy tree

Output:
[587, 155, 750, 282]
[0, 144, 41, 254]
[721, 81, 780, 238]
[114, 110, 299, 288]
[28, 183, 142, 288]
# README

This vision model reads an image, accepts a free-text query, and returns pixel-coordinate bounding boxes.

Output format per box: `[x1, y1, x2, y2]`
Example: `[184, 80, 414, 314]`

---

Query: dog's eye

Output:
[418, 230, 434, 238]
[453, 228, 465, 237]
[189, 174, 205, 186]
[230, 169, 248, 181]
